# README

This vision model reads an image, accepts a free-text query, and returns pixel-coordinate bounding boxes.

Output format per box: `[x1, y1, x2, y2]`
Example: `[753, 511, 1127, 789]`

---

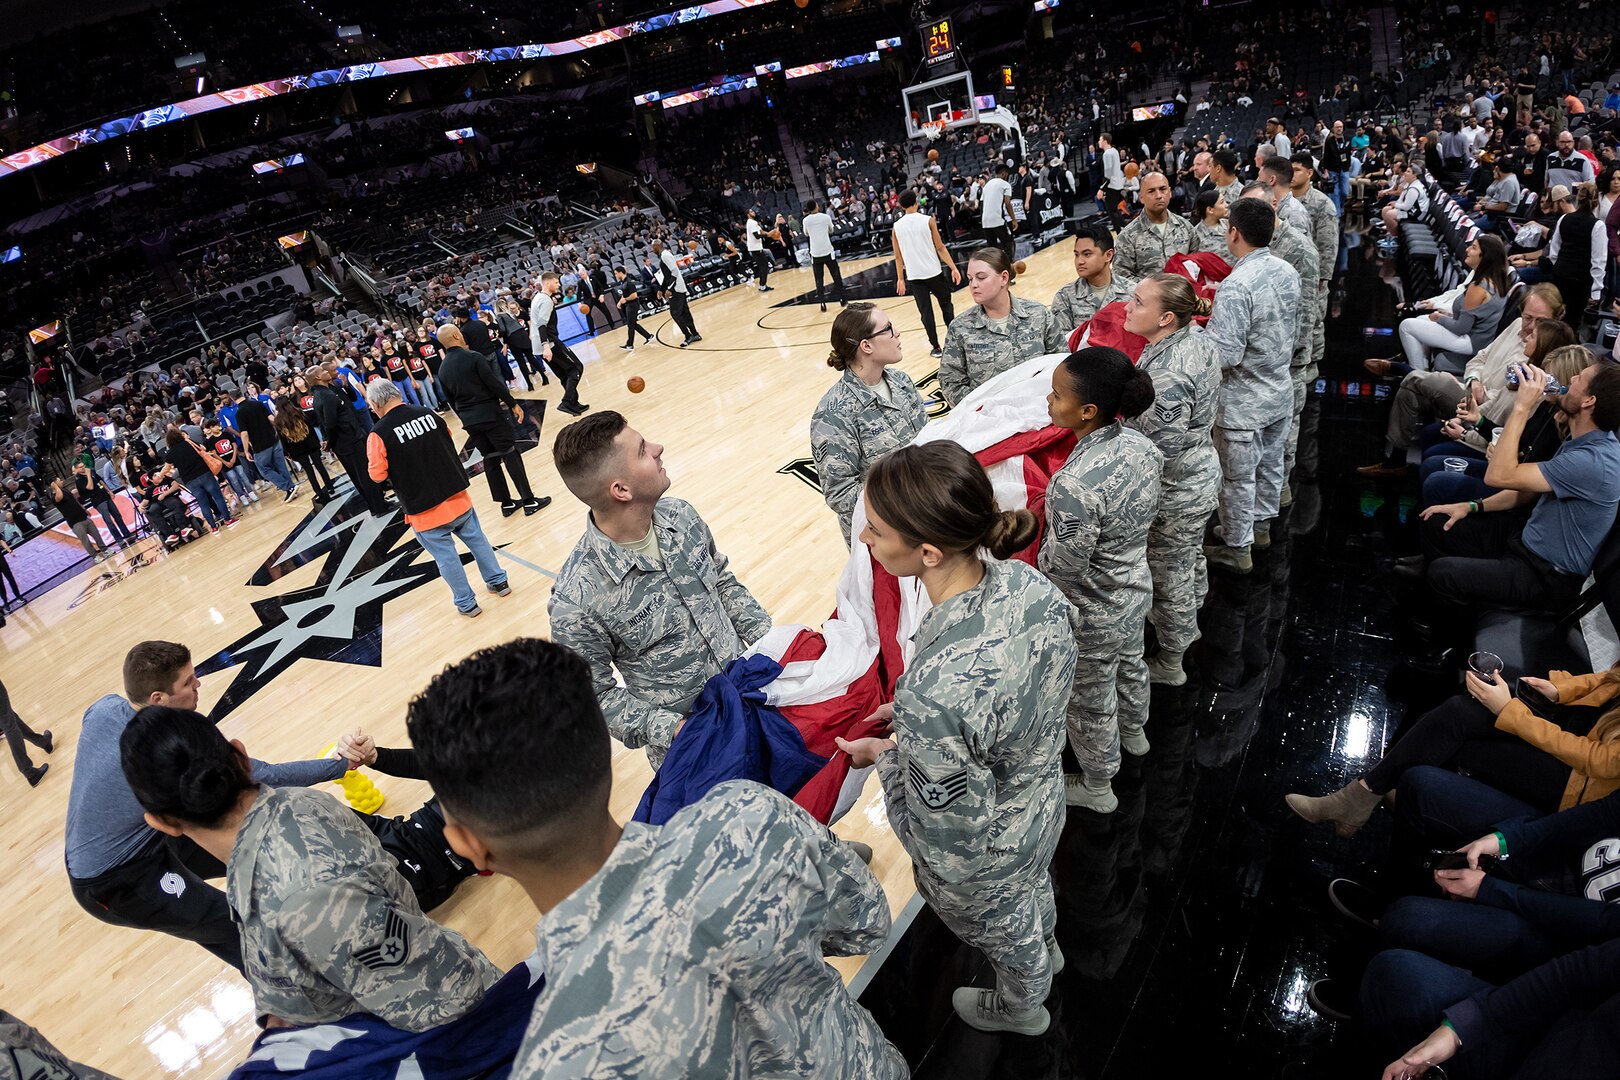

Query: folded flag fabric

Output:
[637, 354, 1073, 825]
[1068, 248, 1233, 354]
[229, 959, 544, 1079]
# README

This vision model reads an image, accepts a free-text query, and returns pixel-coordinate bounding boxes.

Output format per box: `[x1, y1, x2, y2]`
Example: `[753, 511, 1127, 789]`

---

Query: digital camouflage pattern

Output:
[939, 297, 1067, 406]
[1048, 270, 1137, 334]
[549, 497, 771, 770]
[1300, 185, 1338, 363]
[1267, 218, 1321, 365]
[876, 559, 1078, 1011]
[1205, 248, 1302, 430]
[0, 1012, 118, 1080]
[513, 781, 906, 1078]
[1110, 213, 1198, 280]
[228, 786, 499, 1032]
[1039, 424, 1163, 781]
[1190, 220, 1233, 263]
[809, 368, 930, 544]
[1125, 326, 1223, 654]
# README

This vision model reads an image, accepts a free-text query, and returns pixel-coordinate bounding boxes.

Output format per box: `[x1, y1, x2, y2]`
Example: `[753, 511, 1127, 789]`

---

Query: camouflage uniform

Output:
[1276, 191, 1312, 240]
[228, 786, 500, 1031]
[1048, 270, 1137, 335]
[1125, 326, 1222, 653]
[1190, 220, 1233, 264]
[1038, 424, 1162, 783]
[1301, 184, 1339, 364]
[513, 781, 906, 1078]
[0, 1013, 118, 1080]
[1269, 219, 1321, 488]
[939, 297, 1067, 406]
[1111, 212, 1198, 280]
[875, 559, 1078, 1013]
[1216, 178, 1245, 208]
[809, 368, 930, 545]
[550, 497, 771, 770]
[1204, 247, 1301, 546]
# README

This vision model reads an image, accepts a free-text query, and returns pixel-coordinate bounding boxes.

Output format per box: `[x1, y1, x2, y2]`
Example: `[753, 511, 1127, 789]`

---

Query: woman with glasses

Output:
[810, 302, 930, 545]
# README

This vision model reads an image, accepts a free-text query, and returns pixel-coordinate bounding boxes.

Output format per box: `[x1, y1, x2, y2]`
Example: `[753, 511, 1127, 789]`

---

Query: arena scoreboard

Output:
[921, 18, 958, 67]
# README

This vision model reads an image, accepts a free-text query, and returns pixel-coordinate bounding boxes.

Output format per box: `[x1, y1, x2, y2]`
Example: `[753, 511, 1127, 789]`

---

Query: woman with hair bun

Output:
[809, 302, 930, 544]
[119, 706, 499, 1032]
[1121, 274, 1223, 686]
[1040, 347, 1164, 815]
[837, 441, 1079, 1037]
[938, 246, 1068, 407]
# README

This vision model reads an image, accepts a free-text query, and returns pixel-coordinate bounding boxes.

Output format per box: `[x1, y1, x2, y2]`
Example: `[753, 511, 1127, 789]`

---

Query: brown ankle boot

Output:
[1285, 780, 1382, 837]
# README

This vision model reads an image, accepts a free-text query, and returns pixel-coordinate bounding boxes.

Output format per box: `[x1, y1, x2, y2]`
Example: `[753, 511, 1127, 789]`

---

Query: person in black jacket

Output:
[497, 300, 544, 391]
[73, 460, 133, 545]
[435, 323, 546, 516]
[453, 306, 499, 360]
[580, 260, 617, 333]
[310, 366, 390, 515]
[529, 273, 589, 416]
[613, 266, 654, 351]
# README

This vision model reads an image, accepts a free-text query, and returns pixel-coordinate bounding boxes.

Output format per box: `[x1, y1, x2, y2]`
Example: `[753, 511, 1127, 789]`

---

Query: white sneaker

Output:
[1064, 773, 1118, 813]
[1121, 727, 1151, 757]
[951, 987, 1050, 1036]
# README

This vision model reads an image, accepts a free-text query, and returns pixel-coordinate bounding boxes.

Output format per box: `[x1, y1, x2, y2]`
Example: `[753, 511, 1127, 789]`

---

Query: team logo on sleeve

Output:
[354, 910, 411, 970]
[908, 760, 970, 812]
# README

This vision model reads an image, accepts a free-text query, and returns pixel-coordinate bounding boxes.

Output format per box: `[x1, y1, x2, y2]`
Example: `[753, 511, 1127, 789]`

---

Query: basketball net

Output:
[919, 120, 946, 142]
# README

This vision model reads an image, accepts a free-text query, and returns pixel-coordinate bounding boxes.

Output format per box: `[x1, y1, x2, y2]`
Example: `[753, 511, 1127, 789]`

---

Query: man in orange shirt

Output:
[365, 379, 529, 617]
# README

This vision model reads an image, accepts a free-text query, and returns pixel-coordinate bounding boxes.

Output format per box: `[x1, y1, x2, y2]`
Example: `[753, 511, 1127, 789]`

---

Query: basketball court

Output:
[0, 238, 1081, 1076]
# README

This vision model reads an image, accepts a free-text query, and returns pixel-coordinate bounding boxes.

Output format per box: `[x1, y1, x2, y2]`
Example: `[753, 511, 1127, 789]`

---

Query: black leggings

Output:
[1364, 692, 1591, 809]
[0, 554, 18, 604]
[0, 680, 47, 777]
[288, 443, 333, 496]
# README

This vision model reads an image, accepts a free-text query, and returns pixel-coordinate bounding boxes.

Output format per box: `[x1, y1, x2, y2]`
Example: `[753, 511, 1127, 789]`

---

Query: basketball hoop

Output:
[919, 120, 946, 142]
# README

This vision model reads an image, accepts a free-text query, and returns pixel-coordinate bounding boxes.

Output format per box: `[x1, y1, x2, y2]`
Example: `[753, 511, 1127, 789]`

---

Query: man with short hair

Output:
[1546, 129, 1597, 190]
[651, 240, 701, 347]
[1421, 362, 1620, 613]
[528, 273, 588, 415]
[437, 323, 546, 517]
[1261, 155, 1311, 236]
[547, 412, 770, 771]
[65, 641, 356, 969]
[745, 209, 773, 292]
[1112, 171, 1198, 279]
[1321, 119, 1350, 212]
[1289, 151, 1339, 364]
[1096, 132, 1127, 228]
[1266, 117, 1292, 159]
[312, 364, 391, 516]
[1049, 223, 1136, 333]
[235, 391, 298, 500]
[1181, 150, 1215, 213]
[1203, 199, 1303, 574]
[893, 188, 962, 358]
[365, 379, 523, 617]
[1211, 147, 1244, 206]
[980, 163, 1018, 261]
[406, 638, 906, 1078]
[802, 200, 847, 313]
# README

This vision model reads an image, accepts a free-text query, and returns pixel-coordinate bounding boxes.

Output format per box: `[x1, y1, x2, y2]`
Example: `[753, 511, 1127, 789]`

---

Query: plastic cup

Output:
[1442, 457, 1469, 472]
[1467, 650, 1504, 683]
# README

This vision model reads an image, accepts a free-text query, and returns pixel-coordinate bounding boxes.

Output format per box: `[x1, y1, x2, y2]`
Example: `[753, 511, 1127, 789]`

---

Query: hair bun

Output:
[1193, 297, 1213, 317]
[180, 763, 237, 816]
[984, 508, 1039, 559]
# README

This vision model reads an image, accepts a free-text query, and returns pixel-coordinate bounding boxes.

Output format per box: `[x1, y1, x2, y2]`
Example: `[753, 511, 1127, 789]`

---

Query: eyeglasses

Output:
[861, 325, 900, 342]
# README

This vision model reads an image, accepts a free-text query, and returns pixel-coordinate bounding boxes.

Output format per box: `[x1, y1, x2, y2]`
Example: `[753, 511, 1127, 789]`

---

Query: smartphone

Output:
[1515, 678, 1558, 720]
[1422, 850, 1499, 871]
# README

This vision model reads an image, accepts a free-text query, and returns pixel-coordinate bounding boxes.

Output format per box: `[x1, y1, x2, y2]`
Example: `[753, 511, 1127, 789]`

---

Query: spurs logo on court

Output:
[65, 551, 154, 609]
[193, 492, 480, 723]
[159, 872, 187, 898]
[907, 760, 970, 812]
[8, 1047, 78, 1080]
[778, 369, 952, 490]
[354, 909, 411, 970]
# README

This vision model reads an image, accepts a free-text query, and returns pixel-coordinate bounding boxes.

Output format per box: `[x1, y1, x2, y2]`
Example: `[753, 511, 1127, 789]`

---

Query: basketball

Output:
[577, 302, 591, 315]
[927, 148, 939, 162]
[1014, 260, 1028, 276]
[627, 376, 646, 393]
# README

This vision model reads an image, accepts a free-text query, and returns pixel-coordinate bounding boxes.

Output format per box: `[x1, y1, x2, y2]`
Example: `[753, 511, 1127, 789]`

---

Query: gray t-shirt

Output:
[1523, 430, 1620, 577]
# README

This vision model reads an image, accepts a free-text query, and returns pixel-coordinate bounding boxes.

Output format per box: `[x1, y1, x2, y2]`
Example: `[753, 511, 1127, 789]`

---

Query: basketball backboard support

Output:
[901, 71, 978, 139]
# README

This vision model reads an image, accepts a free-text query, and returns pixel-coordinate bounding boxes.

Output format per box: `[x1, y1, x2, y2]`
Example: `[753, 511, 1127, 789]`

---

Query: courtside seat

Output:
[1473, 510, 1620, 680]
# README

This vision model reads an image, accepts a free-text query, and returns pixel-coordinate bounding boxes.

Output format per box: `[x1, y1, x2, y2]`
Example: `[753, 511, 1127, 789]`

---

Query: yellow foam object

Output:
[319, 743, 385, 812]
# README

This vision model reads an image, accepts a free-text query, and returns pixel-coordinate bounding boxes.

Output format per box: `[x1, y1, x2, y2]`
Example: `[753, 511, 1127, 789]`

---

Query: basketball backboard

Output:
[901, 71, 979, 139]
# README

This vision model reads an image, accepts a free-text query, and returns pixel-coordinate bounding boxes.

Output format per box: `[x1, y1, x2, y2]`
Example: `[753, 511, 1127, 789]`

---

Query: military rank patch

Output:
[1153, 398, 1183, 425]
[908, 760, 971, 812]
[355, 909, 411, 970]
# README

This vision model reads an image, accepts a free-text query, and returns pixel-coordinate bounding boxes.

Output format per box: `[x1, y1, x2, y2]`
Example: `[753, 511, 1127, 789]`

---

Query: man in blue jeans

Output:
[233, 390, 299, 501]
[365, 379, 544, 616]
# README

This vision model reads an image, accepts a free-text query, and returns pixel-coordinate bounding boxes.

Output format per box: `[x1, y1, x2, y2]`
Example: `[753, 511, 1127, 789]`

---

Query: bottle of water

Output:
[1504, 366, 1568, 394]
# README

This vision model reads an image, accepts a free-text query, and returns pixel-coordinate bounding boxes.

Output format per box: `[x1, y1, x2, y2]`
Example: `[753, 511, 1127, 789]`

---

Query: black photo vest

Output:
[373, 405, 468, 515]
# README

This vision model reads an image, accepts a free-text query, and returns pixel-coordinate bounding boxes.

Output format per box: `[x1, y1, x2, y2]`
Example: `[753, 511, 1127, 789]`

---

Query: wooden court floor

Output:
[0, 241, 1077, 1077]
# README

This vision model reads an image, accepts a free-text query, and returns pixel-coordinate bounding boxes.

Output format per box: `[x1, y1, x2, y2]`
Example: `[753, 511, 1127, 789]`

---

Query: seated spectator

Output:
[1415, 359, 1620, 617]
[1508, 182, 1609, 326]
[1395, 236, 1511, 375]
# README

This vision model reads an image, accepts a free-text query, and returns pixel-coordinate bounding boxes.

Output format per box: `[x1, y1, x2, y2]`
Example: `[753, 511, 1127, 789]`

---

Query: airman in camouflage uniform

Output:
[939, 297, 1067, 406]
[1190, 219, 1233, 264]
[1300, 184, 1339, 364]
[229, 785, 500, 1031]
[810, 368, 930, 545]
[1217, 178, 1244, 208]
[0, 1013, 118, 1080]
[1048, 269, 1137, 335]
[875, 558, 1078, 1019]
[1276, 190, 1312, 239]
[1039, 423, 1163, 813]
[1268, 216, 1322, 491]
[1205, 241, 1302, 555]
[1125, 326, 1222, 669]
[549, 497, 771, 770]
[513, 780, 906, 1078]
[1111, 212, 1198, 280]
